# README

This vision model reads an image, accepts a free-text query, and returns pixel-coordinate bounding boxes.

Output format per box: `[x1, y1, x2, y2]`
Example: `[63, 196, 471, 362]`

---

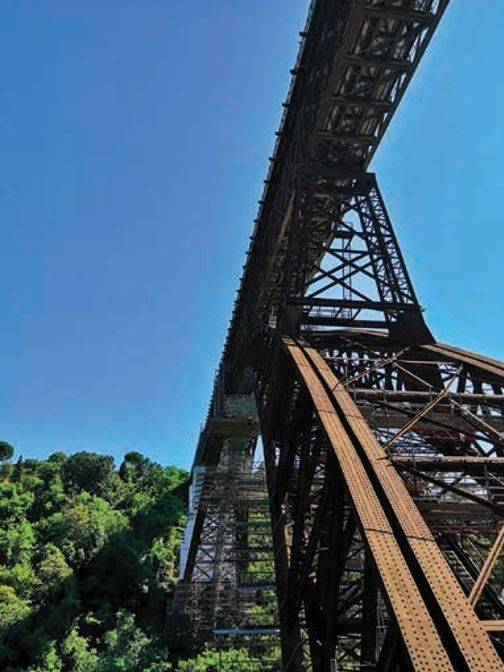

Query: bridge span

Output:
[175, 2, 504, 670]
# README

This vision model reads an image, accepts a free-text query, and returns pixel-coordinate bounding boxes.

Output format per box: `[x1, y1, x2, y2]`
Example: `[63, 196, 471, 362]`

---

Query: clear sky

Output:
[0, 1, 502, 470]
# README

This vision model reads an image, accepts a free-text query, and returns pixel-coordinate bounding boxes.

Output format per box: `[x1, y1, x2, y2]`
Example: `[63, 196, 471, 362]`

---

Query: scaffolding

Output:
[175, 391, 280, 665]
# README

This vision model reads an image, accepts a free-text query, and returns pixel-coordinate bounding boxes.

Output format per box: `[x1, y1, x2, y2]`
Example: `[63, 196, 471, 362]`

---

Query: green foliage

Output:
[41, 493, 129, 567]
[149, 528, 181, 592]
[0, 584, 31, 630]
[61, 625, 99, 672]
[0, 441, 14, 462]
[25, 643, 63, 672]
[177, 645, 281, 672]
[36, 545, 73, 600]
[119, 452, 150, 482]
[0, 450, 189, 672]
[61, 452, 116, 498]
[0, 559, 39, 601]
[95, 610, 171, 672]
[0, 481, 36, 525]
[47, 452, 68, 465]
[0, 518, 35, 565]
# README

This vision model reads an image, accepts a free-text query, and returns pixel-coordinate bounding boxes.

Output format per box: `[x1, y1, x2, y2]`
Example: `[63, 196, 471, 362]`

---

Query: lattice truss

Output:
[239, 0, 449, 330]
[175, 438, 279, 650]
[177, 1, 504, 671]
[257, 330, 504, 671]
[317, 0, 449, 165]
[285, 171, 421, 337]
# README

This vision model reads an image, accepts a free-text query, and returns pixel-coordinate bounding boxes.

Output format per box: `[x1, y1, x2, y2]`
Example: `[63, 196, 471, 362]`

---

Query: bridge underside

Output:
[257, 330, 504, 671]
[177, 329, 504, 671]
[175, 0, 504, 669]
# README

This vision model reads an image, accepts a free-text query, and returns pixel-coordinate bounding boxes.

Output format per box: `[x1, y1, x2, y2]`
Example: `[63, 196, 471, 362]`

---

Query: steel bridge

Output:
[176, 1, 504, 670]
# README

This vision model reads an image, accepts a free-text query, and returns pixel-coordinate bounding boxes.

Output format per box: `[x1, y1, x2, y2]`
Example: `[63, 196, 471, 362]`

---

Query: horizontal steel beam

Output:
[481, 621, 504, 633]
[330, 96, 393, 111]
[363, 5, 433, 24]
[390, 455, 504, 474]
[344, 55, 412, 71]
[301, 298, 414, 311]
[303, 316, 387, 328]
[352, 388, 504, 407]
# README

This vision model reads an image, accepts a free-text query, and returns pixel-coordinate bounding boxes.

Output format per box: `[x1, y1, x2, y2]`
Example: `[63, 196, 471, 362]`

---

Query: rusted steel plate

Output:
[430, 343, 504, 376]
[285, 337, 504, 671]
[301, 341, 503, 672]
[481, 621, 504, 632]
[285, 338, 453, 672]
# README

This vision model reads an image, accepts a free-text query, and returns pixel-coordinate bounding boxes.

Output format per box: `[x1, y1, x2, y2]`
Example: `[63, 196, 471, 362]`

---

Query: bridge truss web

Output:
[175, 1, 504, 670]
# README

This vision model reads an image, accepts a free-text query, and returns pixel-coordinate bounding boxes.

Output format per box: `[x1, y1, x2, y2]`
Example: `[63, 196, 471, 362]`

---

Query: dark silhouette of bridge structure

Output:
[176, 2, 504, 670]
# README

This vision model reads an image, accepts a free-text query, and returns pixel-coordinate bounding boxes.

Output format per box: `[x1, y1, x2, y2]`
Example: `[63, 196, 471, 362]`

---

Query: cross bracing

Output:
[176, 2, 504, 670]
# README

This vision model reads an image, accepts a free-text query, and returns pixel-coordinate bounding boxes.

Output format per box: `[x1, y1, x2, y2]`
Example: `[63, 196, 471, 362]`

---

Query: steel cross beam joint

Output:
[288, 169, 433, 343]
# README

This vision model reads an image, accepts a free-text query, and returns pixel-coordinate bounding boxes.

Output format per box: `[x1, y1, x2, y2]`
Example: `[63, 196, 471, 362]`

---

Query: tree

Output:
[149, 528, 182, 592]
[36, 545, 73, 600]
[96, 611, 171, 672]
[0, 441, 14, 462]
[0, 482, 36, 525]
[119, 452, 149, 481]
[61, 625, 99, 672]
[0, 518, 35, 565]
[0, 450, 191, 671]
[42, 493, 129, 567]
[0, 584, 31, 630]
[25, 643, 63, 672]
[178, 646, 266, 672]
[0, 558, 39, 601]
[61, 452, 115, 497]
[47, 452, 68, 465]
[82, 535, 144, 612]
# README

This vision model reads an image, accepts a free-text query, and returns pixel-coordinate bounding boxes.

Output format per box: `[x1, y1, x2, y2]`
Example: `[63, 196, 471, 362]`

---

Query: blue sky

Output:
[0, 1, 502, 469]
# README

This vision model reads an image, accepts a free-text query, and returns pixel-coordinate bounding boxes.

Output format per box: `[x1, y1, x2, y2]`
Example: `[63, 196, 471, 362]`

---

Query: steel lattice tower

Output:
[176, 2, 504, 670]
